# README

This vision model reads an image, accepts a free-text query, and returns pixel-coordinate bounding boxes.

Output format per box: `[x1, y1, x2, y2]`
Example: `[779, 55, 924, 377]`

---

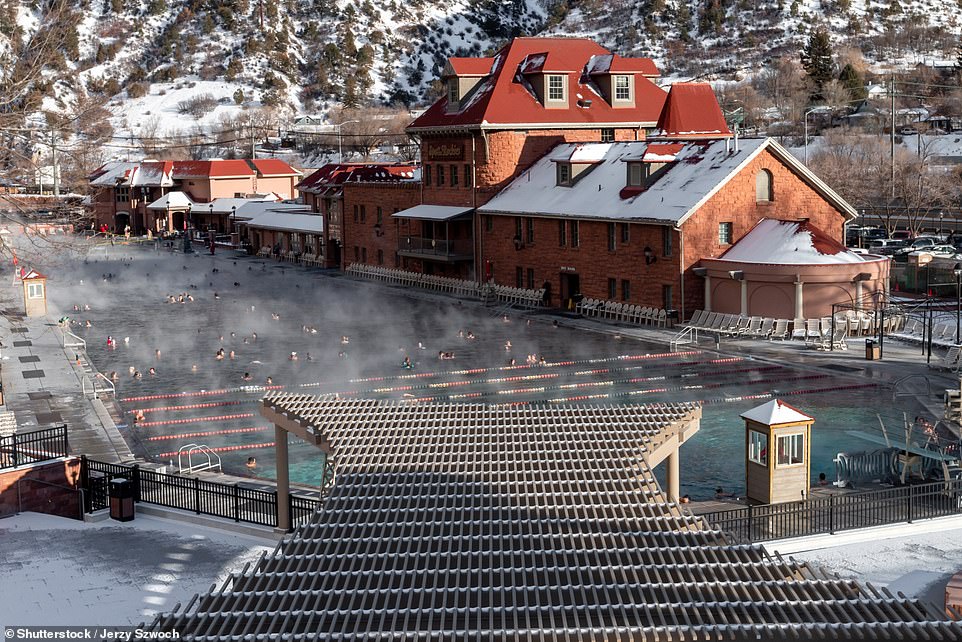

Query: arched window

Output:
[756, 169, 773, 202]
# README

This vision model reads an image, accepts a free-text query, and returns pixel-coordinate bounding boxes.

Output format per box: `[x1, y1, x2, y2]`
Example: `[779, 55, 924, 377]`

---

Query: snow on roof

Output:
[242, 211, 324, 234]
[718, 218, 867, 265]
[207, 195, 277, 214]
[409, 37, 665, 131]
[480, 139, 769, 224]
[585, 53, 659, 76]
[391, 204, 473, 221]
[146, 191, 195, 210]
[551, 143, 612, 163]
[642, 143, 685, 163]
[233, 201, 309, 221]
[21, 269, 46, 280]
[741, 399, 813, 425]
[296, 163, 418, 192]
[89, 162, 140, 186]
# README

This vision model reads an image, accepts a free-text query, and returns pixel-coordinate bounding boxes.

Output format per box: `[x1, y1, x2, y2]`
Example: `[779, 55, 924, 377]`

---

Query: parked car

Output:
[890, 230, 913, 241]
[868, 239, 907, 255]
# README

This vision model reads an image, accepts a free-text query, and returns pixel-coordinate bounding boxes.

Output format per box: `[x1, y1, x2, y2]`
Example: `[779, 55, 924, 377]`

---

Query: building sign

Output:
[561, 266, 577, 272]
[426, 143, 465, 161]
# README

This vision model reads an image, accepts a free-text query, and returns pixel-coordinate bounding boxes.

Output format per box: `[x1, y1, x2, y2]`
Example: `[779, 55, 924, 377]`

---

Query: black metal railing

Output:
[0, 425, 69, 470]
[398, 236, 473, 258]
[701, 479, 962, 544]
[81, 457, 323, 529]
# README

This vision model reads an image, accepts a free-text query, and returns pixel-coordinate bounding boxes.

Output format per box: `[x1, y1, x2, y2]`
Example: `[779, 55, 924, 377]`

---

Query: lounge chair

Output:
[755, 318, 775, 338]
[770, 319, 789, 340]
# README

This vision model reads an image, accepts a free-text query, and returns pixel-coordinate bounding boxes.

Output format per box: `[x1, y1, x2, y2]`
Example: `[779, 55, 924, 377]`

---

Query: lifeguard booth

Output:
[742, 399, 814, 504]
[21, 269, 48, 317]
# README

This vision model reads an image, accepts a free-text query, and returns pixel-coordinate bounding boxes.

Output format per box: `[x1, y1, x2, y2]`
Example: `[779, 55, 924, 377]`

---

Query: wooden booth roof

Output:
[145, 394, 960, 640]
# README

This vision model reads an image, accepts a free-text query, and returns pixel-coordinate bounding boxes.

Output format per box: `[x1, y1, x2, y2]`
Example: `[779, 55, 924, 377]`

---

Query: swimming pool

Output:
[55, 246, 913, 498]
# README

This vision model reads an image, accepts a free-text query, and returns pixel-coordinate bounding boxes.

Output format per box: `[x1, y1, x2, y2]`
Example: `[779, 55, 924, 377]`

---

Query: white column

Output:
[667, 450, 680, 503]
[704, 275, 712, 312]
[854, 280, 863, 310]
[794, 280, 804, 321]
[740, 279, 748, 317]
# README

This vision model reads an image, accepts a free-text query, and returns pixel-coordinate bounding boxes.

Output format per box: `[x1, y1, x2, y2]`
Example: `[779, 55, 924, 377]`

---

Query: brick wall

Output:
[421, 128, 644, 208]
[679, 148, 849, 316]
[0, 458, 82, 520]
[480, 214, 680, 308]
[342, 182, 421, 270]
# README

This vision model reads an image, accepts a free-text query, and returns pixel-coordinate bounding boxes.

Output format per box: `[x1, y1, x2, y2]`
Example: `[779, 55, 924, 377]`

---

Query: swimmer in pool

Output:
[128, 366, 135, 375]
[155, 349, 161, 358]
[266, 377, 273, 385]
[242, 372, 252, 381]
[191, 364, 198, 372]
[246, 457, 256, 469]
[504, 341, 512, 351]
[215, 348, 225, 361]
[290, 352, 298, 361]
[341, 335, 350, 344]
[229, 350, 235, 360]
[148, 367, 156, 376]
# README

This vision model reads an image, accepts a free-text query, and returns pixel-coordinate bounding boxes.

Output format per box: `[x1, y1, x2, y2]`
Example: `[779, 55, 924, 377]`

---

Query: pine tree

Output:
[800, 29, 835, 99]
[838, 63, 866, 102]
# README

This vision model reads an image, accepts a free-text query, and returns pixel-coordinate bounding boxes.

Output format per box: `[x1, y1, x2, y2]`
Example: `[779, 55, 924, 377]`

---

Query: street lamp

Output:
[183, 205, 193, 254]
[334, 119, 360, 164]
[952, 263, 962, 343]
[804, 106, 826, 165]
[230, 205, 236, 240]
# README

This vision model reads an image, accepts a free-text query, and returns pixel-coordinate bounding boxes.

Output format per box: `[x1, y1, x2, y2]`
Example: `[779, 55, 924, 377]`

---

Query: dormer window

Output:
[547, 75, 565, 102]
[614, 75, 631, 101]
[447, 81, 459, 107]
[557, 162, 571, 186]
[627, 163, 643, 187]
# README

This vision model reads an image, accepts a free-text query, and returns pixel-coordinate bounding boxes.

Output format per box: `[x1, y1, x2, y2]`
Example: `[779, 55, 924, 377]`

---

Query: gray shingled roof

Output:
[146, 395, 962, 640]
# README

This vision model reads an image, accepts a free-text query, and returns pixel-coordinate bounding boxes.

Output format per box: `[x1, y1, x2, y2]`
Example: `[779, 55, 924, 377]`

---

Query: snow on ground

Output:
[109, 79, 257, 139]
[771, 516, 962, 607]
[0, 512, 272, 626]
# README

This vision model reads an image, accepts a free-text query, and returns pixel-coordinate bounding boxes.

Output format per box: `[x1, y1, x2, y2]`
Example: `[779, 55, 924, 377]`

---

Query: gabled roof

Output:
[479, 138, 858, 224]
[146, 191, 195, 211]
[22, 269, 46, 280]
[741, 399, 814, 425]
[408, 37, 665, 131]
[652, 83, 732, 140]
[296, 163, 417, 193]
[89, 159, 300, 185]
[717, 218, 869, 265]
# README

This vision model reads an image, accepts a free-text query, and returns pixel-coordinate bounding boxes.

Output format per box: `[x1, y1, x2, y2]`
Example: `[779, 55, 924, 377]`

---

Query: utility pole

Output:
[50, 129, 60, 197]
[249, 115, 256, 159]
[890, 75, 896, 201]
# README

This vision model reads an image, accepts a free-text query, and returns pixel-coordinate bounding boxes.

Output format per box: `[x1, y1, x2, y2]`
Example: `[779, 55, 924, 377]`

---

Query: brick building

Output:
[477, 122, 858, 318]
[87, 159, 300, 234]
[393, 37, 667, 279]
[297, 163, 418, 268]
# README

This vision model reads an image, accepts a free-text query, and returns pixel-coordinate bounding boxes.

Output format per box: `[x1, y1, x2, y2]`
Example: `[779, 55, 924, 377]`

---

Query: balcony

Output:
[398, 236, 473, 262]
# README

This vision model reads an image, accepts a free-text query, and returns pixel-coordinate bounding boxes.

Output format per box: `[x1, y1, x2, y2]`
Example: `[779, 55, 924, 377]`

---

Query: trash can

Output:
[108, 477, 135, 522]
[865, 339, 880, 361]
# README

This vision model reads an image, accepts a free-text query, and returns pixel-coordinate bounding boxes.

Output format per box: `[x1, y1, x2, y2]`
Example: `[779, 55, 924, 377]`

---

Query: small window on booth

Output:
[749, 430, 768, 466]
[777, 433, 805, 467]
[27, 283, 43, 299]
[756, 169, 773, 202]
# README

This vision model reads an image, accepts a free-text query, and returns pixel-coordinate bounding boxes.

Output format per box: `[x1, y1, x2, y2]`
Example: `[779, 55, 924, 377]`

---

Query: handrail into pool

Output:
[177, 443, 222, 474]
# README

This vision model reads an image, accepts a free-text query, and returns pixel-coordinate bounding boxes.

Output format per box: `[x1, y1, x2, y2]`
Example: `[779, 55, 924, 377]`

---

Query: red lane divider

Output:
[137, 412, 255, 427]
[132, 400, 253, 414]
[156, 442, 275, 458]
[145, 426, 272, 442]
[123, 351, 704, 402]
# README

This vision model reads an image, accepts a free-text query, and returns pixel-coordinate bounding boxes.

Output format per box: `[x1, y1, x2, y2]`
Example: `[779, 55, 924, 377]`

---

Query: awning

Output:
[147, 192, 194, 211]
[241, 212, 324, 234]
[392, 204, 473, 221]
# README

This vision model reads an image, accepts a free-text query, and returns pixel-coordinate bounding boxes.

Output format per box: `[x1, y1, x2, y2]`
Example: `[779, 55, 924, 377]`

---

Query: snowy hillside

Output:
[3, 0, 961, 142]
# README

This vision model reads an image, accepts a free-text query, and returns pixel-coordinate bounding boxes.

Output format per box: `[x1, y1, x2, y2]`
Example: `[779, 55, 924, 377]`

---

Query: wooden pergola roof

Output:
[146, 394, 961, 640]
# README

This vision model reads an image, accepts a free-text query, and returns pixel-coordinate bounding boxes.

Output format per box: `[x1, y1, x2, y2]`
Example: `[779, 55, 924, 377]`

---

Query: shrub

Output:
[127, 82, 149, 98]
[177, 93, 218, 116]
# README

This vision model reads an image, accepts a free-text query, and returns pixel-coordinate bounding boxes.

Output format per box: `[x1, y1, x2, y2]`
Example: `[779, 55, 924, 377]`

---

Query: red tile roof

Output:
[297, 163, 417, 192]
[447, 58, 494, 76]
[249, 159, 301, 176]
[408, 37, 665, 131]
[586, 53, 659, 76]
[653, 83, 732, 140]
